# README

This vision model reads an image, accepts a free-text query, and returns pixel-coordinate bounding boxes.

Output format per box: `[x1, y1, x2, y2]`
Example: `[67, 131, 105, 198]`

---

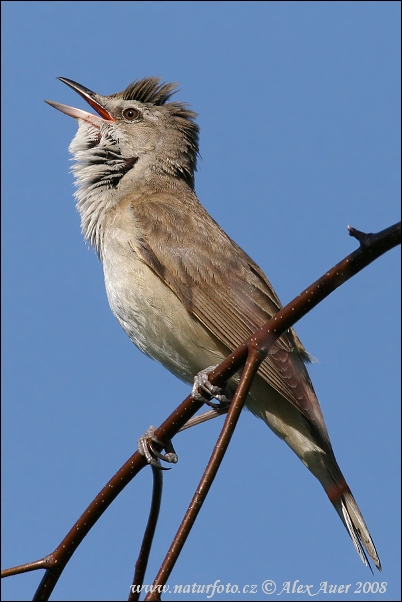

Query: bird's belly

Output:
[102, 243, 227, 384]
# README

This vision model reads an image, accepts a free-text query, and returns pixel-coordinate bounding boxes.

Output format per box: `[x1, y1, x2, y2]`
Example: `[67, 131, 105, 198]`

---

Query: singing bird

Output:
[46, 77, 380, 570]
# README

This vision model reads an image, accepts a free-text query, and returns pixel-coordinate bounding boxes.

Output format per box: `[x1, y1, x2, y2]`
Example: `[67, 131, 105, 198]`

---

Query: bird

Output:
[45, 76, 381, 571]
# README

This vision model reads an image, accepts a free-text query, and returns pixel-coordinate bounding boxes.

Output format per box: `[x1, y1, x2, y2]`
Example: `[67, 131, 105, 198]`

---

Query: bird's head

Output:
[46, 76, 199, 249]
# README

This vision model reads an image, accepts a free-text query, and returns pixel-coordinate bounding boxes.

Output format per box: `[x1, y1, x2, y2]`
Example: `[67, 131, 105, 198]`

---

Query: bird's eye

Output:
[122, 108, 140, 121]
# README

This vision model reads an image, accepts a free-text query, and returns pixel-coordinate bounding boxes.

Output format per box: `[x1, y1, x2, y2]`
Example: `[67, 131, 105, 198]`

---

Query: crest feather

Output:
[114, 76, 179, 105]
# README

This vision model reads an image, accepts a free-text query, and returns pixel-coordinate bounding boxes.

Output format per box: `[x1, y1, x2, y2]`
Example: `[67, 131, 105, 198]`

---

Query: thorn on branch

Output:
[348, 225, 373, 247]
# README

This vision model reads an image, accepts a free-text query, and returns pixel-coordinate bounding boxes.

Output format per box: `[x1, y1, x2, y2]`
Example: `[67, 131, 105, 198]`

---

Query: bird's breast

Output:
[101, 214, 227, 384]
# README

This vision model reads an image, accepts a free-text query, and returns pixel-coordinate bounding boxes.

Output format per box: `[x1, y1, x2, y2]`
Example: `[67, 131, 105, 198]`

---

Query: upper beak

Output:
[45, 77, 115, 124]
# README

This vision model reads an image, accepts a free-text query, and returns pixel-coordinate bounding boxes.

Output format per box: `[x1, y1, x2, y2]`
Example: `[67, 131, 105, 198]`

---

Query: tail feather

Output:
[340, 496, 372, 570]
[328, 485, 381, 572]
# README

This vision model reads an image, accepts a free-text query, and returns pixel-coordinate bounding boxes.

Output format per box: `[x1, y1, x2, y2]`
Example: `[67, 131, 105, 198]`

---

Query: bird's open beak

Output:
[45, 77, 115, 124]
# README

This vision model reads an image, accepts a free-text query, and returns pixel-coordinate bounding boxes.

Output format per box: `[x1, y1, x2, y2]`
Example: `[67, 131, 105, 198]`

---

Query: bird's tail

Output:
[325, 477, 381, 572]
[244, 377, 381, 570]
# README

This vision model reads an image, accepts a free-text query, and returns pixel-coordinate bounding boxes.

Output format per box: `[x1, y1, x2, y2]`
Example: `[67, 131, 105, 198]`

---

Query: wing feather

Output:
[130, 192, 326, 431]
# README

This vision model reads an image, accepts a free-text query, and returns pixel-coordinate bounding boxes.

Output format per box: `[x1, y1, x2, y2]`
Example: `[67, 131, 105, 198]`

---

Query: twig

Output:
[1, 560, 49, 578]
[129, 466, 164, 601]
[145, 349, 264, 601]
[30, 392, 205, 602]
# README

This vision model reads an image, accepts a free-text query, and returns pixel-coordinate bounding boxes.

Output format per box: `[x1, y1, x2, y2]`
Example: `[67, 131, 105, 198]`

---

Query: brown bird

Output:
[46, 76, 381, 571]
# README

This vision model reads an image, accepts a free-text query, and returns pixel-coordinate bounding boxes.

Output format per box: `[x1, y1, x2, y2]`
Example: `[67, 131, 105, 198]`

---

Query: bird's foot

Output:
[191, 365, 232, 409]
[137, 426, 178, 470]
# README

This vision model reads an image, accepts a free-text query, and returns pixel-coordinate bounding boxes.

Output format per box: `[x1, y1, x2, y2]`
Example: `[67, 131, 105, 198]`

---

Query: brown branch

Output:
[129, 466, 164, 601]
[1, 559, 50, 579]
[145, 348, 264, 601]
[29, 398, 205, 601]
[1, 221, 399, 601]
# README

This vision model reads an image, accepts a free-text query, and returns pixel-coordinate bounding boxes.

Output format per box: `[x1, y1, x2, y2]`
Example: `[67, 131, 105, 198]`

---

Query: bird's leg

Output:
[191, 365, 232, 409]
[138, 426, 178, 469]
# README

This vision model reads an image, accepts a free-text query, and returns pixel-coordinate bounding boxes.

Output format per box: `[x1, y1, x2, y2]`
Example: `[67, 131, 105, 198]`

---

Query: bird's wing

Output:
[130, 192, 327, 433]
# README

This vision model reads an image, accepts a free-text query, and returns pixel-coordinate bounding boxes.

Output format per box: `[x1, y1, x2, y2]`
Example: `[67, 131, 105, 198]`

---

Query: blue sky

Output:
[1, 2, 400, 601]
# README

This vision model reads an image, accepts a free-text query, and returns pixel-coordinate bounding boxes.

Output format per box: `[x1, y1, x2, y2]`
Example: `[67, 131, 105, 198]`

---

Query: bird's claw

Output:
[137, 426, 178, 470]
[191, 366, 232, 409]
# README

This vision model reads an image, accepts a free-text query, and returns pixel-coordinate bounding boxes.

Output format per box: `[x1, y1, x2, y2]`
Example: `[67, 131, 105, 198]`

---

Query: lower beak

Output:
[45, 77, 114, 123]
